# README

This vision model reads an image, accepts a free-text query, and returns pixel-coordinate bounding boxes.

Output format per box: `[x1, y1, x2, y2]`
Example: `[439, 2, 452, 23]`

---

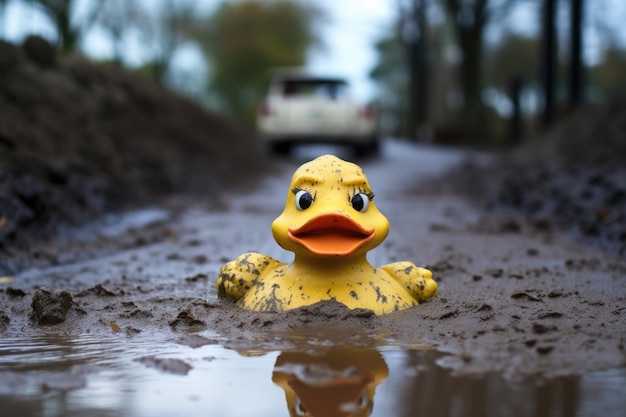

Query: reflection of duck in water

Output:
[272, 347, 388, 417]
[217, 154, 438, 314]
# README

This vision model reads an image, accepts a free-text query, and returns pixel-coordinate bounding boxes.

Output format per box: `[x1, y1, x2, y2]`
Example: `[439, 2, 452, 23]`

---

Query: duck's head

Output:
[272, 348, 388, 417]
[272, 154, 389, 258]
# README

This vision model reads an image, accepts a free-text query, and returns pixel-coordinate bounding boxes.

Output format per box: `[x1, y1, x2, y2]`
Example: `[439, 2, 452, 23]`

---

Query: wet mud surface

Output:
[1, 38, 625, 415]
[2, 142, 625, 384]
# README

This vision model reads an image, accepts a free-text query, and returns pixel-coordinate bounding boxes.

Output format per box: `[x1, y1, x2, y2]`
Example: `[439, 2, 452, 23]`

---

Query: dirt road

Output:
[3, 141, 625, 383]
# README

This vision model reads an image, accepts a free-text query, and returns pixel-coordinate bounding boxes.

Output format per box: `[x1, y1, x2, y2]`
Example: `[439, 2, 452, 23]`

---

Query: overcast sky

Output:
[306, 0, 396, 100]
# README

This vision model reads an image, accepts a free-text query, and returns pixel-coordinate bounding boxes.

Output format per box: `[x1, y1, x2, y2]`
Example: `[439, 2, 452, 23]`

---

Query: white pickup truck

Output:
[257, 74, 379, 155]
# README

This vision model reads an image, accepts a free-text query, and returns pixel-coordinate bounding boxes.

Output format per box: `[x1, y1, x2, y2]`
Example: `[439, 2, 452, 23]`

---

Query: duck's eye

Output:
[351, 193, 370, 212]
[295, 190, 314, 210]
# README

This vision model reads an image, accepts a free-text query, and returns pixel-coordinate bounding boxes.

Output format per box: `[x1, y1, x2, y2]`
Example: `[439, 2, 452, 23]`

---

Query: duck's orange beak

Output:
[288, 213, 374, 256]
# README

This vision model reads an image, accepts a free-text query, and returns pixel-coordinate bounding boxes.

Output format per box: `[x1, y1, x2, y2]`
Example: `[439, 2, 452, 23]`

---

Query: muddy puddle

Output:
[1, 333, 624, 416]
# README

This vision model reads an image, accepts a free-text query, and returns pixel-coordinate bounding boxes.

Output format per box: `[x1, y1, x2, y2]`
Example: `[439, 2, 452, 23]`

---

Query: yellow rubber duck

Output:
[217, 154, 437, 314]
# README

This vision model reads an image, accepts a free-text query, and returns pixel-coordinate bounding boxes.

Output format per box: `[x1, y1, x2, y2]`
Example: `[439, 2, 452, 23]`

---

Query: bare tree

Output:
[440, 0, 517, 132]
[0, 0, 9, 39]
[94, 0, 142, 65]
[29, 0, 103, 53]
[404, 0, 430, 139]
[135, 0, 196, 85]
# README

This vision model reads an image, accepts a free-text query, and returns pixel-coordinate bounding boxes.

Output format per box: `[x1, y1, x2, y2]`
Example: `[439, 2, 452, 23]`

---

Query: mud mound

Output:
[0, 37, 267, 251]
[454, 101, 626, 254]
[499, 102, 626, 252]
[519, 101, 626, 170]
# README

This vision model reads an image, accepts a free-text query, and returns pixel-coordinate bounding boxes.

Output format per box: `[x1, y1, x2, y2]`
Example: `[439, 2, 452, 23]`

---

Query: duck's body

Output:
[217, 154, 437, 315]
[218, 252, 435, 314]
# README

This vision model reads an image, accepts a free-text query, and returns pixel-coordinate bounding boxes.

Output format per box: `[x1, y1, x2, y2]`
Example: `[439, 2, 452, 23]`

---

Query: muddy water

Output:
[1, 335, 624, 416]
[2, 141, 625, 416]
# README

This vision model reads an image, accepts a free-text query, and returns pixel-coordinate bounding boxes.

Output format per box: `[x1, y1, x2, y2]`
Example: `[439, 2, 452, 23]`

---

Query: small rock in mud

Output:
[536, 311, 563, 319]
[438, 309, 460, 320]
[30, 287, 74, 325]
[191, 255, 209, 264]
[169, 300, 215, 328]
[472, 215, 522, 234]
[426, 259, 456, 273]
[136, 356, 192, 376]
[536, 345, 554, 355]
[485, 268, 503, 278]
[76, 283, 121, 297]
[185, 273, 208, 282]
[510, 291, 542, 302]
[532, 322, 557, 334]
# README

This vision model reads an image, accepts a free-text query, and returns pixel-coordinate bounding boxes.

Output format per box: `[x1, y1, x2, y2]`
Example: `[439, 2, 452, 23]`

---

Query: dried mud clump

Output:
[30, 287, 74, 325]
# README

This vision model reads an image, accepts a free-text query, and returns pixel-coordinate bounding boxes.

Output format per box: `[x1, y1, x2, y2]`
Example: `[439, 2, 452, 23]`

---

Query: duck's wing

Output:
[379, 262, 438, 302]
[217, 252, 285, 300]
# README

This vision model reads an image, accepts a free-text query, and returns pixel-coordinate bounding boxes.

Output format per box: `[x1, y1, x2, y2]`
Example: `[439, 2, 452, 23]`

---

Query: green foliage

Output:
[588, 48, 626, 100]
[485, 33, 540, 89]
[192, 0, 324, 124]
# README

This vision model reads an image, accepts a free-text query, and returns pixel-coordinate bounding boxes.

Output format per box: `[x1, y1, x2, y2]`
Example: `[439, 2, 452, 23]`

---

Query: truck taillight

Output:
[359, 105, 375, 120]
[259, 101, 273, 117]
